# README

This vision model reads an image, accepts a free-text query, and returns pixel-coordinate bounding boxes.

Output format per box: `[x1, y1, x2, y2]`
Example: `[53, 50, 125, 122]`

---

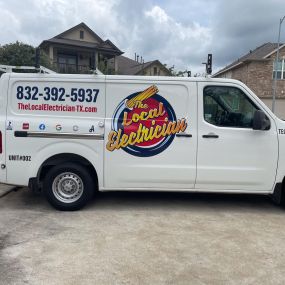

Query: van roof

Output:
[4, 73, 241, 84]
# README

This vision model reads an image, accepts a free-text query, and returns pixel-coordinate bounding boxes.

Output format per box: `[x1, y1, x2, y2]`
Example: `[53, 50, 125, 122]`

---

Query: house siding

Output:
[137, 63, 170, 76]
[228, 64, 249, 84]
[63, 28, 100, 43]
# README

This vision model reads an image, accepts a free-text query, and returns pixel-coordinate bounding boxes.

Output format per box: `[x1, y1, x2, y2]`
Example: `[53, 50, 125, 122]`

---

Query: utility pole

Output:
[272, 16, 285, 113]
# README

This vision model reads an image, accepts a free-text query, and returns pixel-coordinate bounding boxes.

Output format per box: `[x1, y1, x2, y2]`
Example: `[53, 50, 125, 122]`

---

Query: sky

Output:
[0, 0, 284, 74]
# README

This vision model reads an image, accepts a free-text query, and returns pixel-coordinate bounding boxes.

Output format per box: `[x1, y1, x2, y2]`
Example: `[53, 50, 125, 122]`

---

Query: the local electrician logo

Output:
[106, 85, 187, 157]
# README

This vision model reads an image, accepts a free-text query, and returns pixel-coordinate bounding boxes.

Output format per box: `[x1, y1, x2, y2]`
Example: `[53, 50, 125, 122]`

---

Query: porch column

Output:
[91, 51, 98, 70]
[95, 52, 99, 70]
[49, 45, 54, 63]
[114, 56, 118, 74]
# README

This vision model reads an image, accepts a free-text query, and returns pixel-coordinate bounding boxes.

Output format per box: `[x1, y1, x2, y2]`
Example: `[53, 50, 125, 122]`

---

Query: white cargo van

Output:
[0, 73, 284, 210]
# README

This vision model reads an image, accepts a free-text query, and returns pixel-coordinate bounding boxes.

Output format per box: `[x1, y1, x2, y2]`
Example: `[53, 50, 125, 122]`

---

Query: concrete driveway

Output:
[0, 186, 285, 285]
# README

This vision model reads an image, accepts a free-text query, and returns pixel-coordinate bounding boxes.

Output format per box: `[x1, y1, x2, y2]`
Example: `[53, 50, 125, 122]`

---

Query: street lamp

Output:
[272, 16, 285, 113]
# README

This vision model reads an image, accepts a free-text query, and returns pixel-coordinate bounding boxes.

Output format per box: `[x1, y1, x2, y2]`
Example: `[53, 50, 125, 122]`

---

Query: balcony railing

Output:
[52, 62, 116, 74]
[52, 63, 92, 74]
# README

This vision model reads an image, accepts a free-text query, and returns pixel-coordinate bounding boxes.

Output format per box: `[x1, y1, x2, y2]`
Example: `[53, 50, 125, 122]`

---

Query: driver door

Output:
[196, 83, 278, 191]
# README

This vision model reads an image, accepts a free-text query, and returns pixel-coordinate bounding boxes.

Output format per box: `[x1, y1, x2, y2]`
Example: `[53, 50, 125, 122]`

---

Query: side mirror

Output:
[252, 110, 270, 130]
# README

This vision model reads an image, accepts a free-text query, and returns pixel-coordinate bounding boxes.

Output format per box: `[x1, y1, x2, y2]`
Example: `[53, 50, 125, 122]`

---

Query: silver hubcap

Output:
[52, 172, 84, 203]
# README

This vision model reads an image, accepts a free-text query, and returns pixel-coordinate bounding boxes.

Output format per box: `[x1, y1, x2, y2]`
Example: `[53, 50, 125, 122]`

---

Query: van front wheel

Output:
[43, 163, 93, 211]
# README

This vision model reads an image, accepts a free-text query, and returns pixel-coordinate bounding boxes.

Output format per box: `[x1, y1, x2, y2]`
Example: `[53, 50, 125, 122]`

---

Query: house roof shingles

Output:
[116, 55, 171, 75]
[39, 22, 123, 55]
[214, 42, 284, 76]
[54, 22, 104, 43]
[117, 56, 151, 75]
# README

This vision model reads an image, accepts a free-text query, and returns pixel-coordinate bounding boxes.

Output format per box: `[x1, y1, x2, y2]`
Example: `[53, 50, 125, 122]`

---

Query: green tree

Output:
[0, 41, 52, 69]
[164, 64, 191, 77]
[164, 64, 175, 76]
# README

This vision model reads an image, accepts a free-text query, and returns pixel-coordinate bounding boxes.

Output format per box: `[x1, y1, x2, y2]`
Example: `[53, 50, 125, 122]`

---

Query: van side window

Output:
[203, 86, 258, 128]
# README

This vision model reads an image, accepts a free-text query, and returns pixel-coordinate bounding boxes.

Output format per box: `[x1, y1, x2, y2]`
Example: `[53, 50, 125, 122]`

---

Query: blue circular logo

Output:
[39, 123, 46, 130]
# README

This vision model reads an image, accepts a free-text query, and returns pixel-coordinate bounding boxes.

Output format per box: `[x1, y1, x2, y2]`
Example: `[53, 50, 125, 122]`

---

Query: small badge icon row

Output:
[20, 123, 46, 130]
[6, 121, 96, 132]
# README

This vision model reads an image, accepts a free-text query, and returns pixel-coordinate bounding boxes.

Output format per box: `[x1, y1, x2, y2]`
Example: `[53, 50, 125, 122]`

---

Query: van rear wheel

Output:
[43, 163, 93, 211]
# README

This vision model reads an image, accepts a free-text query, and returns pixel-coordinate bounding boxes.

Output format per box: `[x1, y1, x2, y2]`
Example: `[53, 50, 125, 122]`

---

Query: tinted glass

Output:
[203, 86, 258, 128]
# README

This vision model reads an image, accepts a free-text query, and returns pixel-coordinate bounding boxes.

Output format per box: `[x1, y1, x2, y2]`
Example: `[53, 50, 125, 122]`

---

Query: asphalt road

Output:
[1, 187, 285, 285]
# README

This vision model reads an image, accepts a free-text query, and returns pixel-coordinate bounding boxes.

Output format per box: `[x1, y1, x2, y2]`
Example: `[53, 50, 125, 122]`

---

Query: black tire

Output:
[43, 163, 94, 211]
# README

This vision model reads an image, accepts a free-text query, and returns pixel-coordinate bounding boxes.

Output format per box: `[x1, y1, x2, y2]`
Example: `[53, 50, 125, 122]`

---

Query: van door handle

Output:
[202, 133, 219, 138]
[176, 133, 192, 138]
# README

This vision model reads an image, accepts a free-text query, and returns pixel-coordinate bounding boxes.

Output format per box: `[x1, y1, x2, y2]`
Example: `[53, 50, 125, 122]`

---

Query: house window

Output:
[80, 30, 84, 39]
[58, 54, 77, 73]
[273, 59, 285, 79]
[153, 67, 157, 75]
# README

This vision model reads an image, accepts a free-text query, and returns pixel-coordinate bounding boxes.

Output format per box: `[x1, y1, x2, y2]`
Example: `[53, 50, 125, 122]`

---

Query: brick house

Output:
[213, 43, 285, 118]
[39, 22, 123, 74]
